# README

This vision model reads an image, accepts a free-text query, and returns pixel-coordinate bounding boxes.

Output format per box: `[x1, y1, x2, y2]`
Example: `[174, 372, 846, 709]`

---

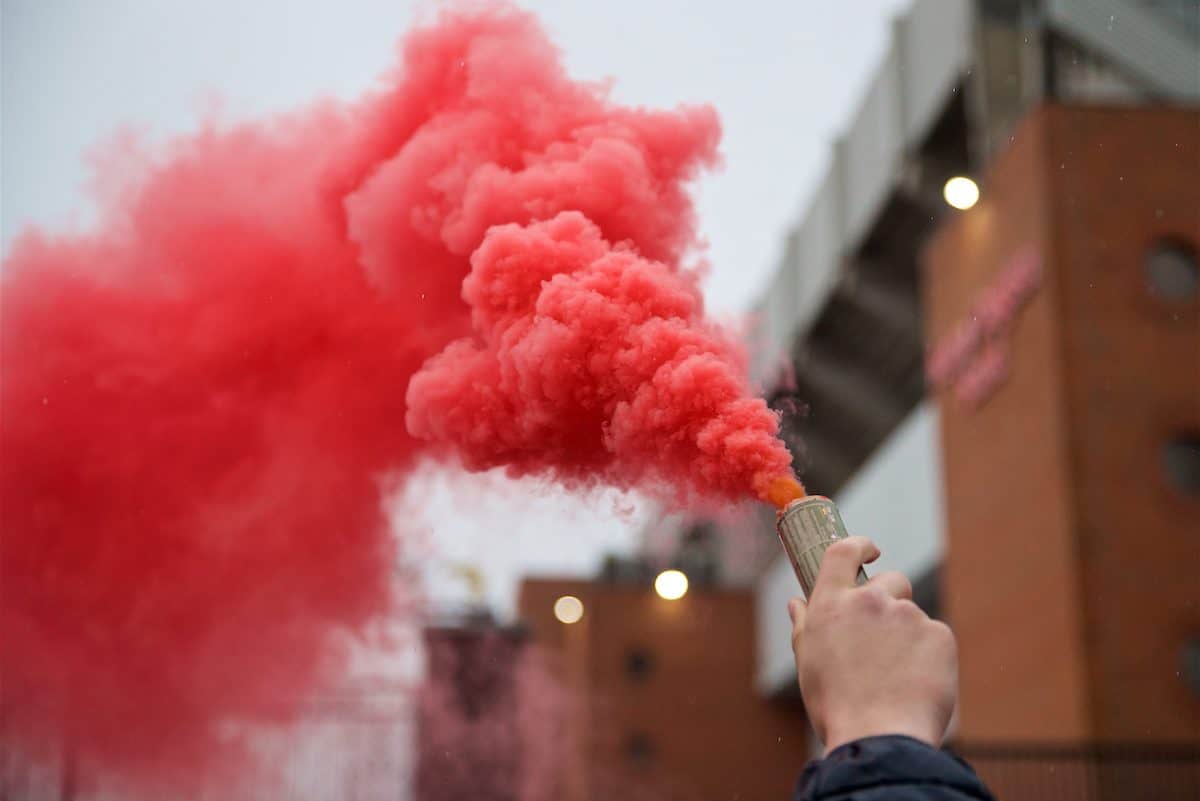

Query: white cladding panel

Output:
[899, 0, 973, 143]
[841, 43, 904, 245]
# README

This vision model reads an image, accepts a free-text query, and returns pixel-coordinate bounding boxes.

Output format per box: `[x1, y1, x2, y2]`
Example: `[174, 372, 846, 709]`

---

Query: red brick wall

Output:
[925, 105, 1093, 742]
[925, 104, 1200, 743]
[1047, 105, 1200, 742]
[518, 579, 809, 801]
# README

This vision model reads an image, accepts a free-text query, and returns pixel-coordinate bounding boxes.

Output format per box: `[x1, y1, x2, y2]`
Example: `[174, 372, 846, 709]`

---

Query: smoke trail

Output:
[1, 3, 795, 796]
[407, 211, 795, 504]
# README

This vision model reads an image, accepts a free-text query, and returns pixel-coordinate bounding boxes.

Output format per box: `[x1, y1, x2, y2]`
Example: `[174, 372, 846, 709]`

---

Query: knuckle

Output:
[825, 539, 855, 560]
[880, 571, 913, 597]
[930, 620, 957, 648]
[855, 585, 889, 611]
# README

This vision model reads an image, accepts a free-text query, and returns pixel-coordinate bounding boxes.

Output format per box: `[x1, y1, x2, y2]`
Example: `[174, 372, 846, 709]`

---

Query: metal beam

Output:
[1046, 0, 1200, 100]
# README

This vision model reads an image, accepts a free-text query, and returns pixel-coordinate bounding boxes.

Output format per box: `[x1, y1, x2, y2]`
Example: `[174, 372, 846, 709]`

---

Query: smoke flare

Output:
[1, 3, 796, 795]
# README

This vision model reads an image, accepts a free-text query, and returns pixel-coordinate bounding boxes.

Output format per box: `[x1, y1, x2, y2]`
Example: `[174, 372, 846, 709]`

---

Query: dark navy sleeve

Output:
[793, 735, 997, 801]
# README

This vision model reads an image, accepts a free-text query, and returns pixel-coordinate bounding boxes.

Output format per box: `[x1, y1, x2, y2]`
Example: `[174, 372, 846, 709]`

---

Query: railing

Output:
[954, 742, 1200, 801]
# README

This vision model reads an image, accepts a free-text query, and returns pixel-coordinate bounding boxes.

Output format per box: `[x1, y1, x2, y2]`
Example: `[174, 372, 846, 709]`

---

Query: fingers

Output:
[868, 570, 913, 601]
[814, 536, 880, 596]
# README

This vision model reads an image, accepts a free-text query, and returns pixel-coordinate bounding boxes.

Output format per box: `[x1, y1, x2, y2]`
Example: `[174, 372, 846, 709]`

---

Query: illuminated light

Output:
[943, 176, 980, 210]
[553, 595, 584, 624]
[654, 569, 689, 601]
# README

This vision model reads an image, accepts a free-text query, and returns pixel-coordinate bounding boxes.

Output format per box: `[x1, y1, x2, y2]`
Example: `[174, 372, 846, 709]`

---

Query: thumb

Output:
[787, 597, 807, 629]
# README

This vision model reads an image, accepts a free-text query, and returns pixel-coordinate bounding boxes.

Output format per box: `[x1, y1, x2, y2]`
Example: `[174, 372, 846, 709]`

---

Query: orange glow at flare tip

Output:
[766, 475, 806, 510]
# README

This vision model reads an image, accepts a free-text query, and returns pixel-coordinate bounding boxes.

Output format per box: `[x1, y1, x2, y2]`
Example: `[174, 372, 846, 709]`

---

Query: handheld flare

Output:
[775, 494, 868, 599]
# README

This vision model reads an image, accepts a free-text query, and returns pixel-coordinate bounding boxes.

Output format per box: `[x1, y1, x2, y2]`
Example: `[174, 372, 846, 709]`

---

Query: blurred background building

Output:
[515, 1, 1200, 799]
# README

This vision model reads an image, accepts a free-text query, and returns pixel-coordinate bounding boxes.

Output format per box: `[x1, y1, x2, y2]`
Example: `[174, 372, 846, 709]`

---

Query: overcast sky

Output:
[2, 0, 909, 616]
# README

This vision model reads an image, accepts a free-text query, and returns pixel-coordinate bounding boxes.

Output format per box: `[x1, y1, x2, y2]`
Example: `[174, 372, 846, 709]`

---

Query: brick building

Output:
[926, 104, 1200, 746]
[587, 2, 1200, 799]
[516, 579, 809, 801]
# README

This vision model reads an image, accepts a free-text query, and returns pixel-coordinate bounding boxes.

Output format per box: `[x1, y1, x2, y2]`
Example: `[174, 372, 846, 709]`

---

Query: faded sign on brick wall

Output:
[927, 247, 1042, 409]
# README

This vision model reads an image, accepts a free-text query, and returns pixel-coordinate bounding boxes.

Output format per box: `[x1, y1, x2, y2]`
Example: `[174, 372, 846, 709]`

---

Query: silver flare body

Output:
[776, 496, 868, 599]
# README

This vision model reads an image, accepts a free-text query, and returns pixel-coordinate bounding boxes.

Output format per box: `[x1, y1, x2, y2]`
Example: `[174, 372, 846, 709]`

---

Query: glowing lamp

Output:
[553, 595, 584, 624]
[943, 176, 979, 210]
[654, 569, 689, 601]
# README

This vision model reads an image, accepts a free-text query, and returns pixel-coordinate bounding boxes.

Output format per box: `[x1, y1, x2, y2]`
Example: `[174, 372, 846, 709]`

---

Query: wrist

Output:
[822, 715, 941, 756]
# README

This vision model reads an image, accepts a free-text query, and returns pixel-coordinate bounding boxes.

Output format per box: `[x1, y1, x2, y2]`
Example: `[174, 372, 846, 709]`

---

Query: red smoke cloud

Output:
[407, 211, 794, 503]
[1, 3, 793, 795]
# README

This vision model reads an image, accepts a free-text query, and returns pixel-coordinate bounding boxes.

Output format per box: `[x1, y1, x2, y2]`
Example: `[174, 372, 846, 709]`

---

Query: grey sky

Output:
[2, 0, 908, 615]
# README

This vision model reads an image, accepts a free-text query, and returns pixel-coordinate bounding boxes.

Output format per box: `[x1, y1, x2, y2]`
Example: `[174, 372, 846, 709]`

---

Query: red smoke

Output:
[1, 3, 793, 795]
[407, 211, 795, 503]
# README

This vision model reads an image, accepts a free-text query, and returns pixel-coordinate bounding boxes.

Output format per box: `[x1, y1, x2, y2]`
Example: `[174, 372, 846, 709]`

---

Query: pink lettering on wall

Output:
[927, 247, 1041, 410]
[955, 341, 1011, 408]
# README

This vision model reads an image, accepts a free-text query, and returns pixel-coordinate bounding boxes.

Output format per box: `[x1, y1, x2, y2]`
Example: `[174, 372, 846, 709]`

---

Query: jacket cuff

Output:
[795, 735, 993, 800]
